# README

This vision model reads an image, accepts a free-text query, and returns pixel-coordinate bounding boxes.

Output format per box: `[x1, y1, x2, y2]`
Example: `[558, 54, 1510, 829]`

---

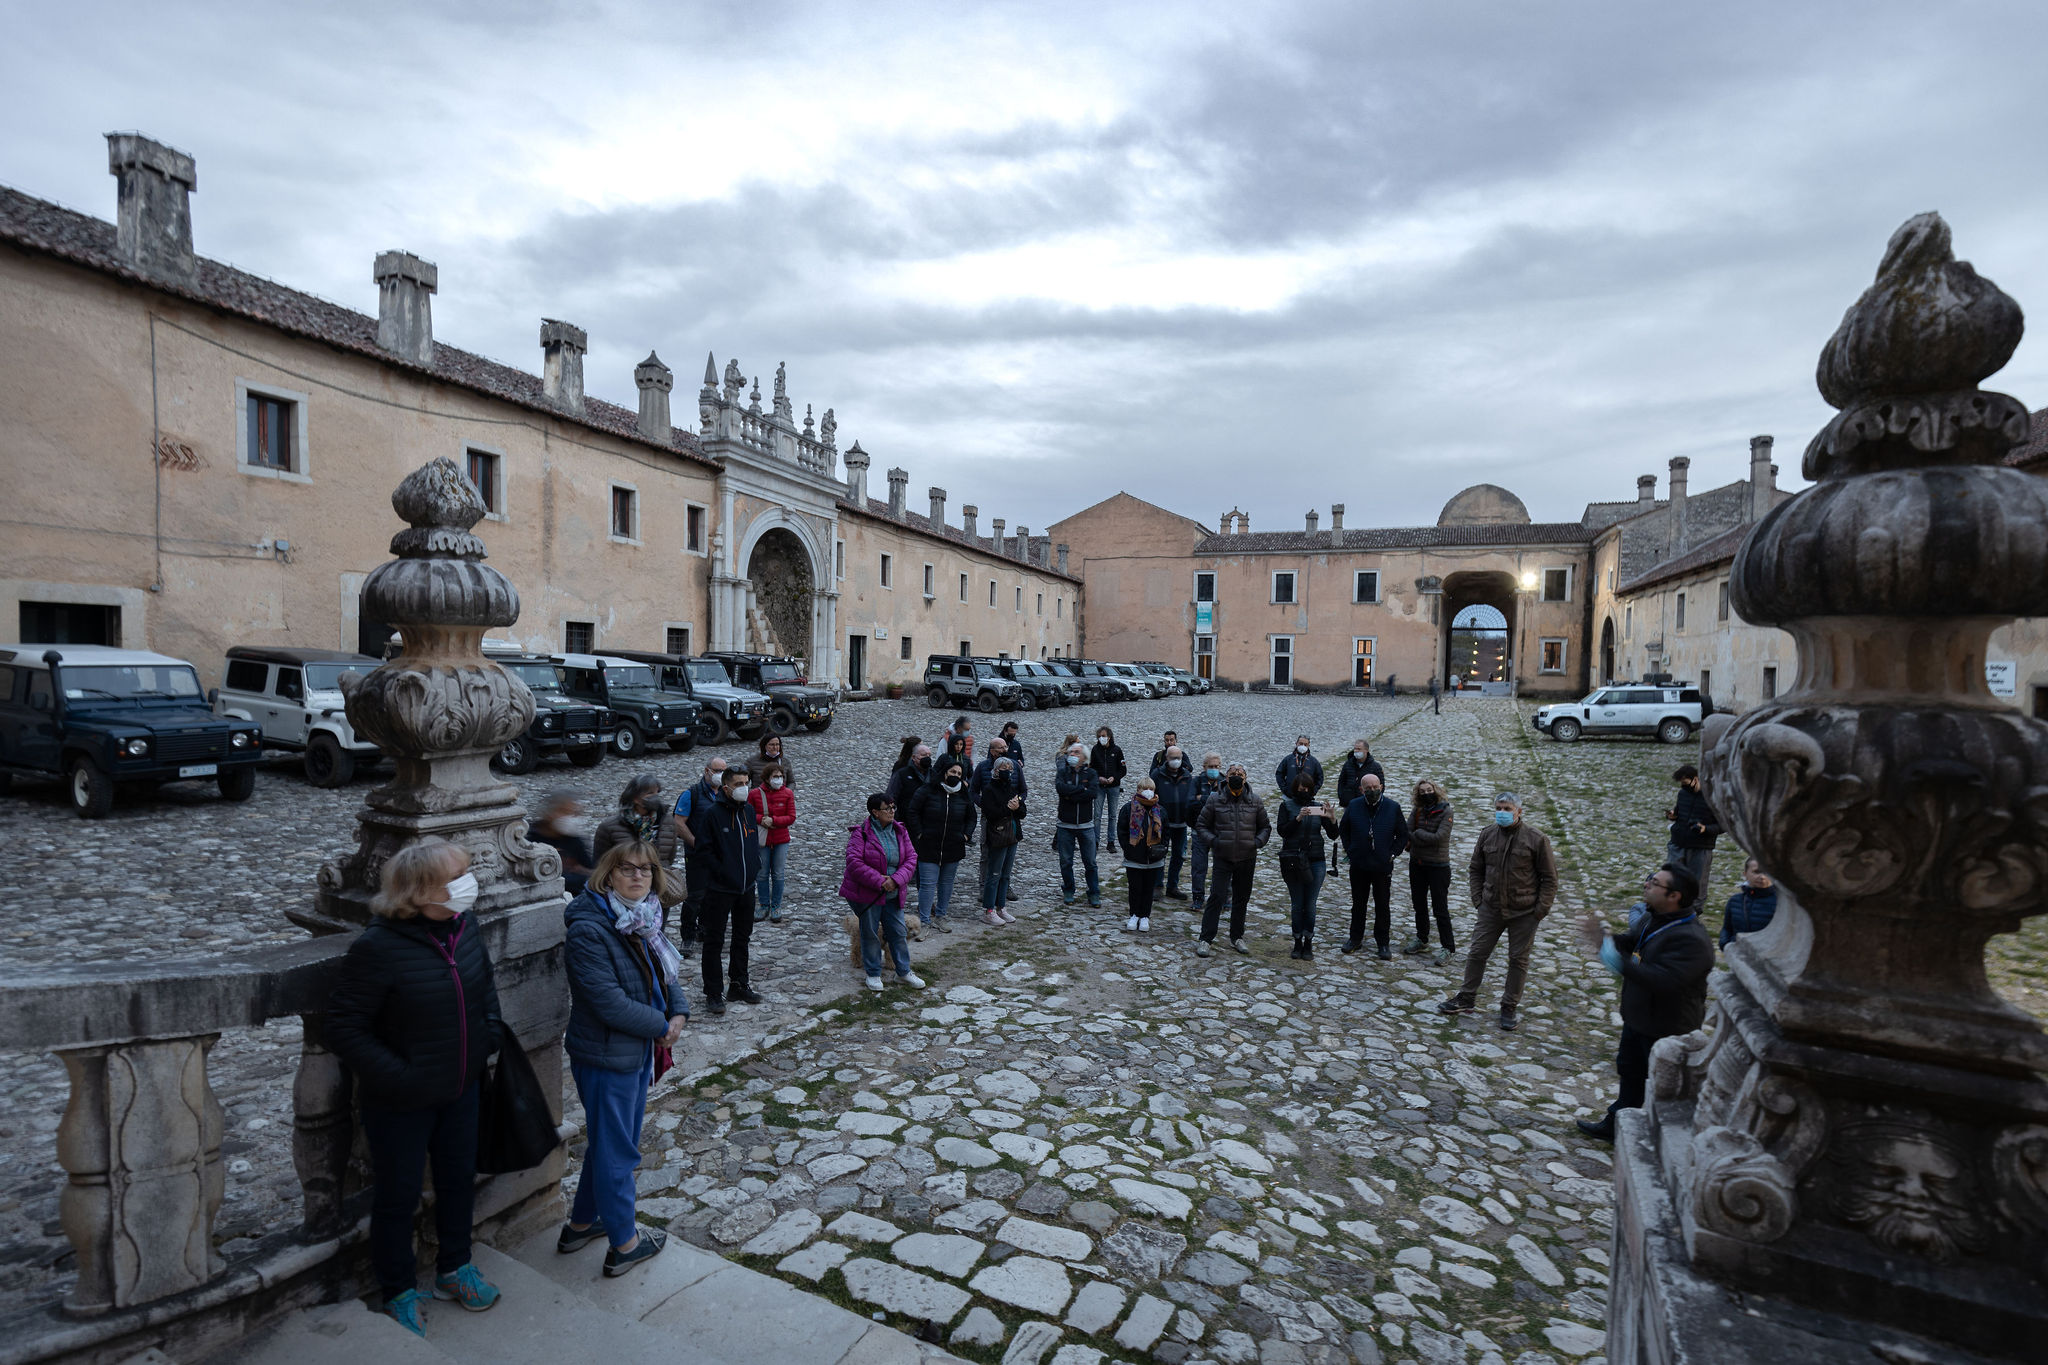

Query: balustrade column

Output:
[291, 1012, 356, 1237]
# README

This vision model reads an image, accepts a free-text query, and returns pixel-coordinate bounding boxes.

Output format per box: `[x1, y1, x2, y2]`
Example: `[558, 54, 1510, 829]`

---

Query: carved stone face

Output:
[1829, 1123, 1984, 1264]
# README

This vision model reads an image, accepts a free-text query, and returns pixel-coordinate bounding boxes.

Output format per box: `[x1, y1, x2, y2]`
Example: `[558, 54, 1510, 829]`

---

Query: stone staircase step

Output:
[426, 1245, 685, 1364]
[220, 1298, 452, 1365]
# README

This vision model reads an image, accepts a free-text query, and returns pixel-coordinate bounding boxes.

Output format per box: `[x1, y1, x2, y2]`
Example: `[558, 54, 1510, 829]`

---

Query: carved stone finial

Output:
[703, 351, 718, 390]
[750, 375, 762, 412]
[803, 403, 815, 439]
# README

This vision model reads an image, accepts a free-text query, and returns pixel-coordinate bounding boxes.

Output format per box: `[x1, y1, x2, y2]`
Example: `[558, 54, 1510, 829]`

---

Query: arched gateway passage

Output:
[747, 528, 814, 663]
[1443, 569, 1517, 691]
[1600, 616, 1616, 684]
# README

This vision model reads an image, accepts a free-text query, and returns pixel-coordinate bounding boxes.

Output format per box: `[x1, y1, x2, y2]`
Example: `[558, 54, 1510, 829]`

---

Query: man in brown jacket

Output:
[1438, 791, 1556, 1031]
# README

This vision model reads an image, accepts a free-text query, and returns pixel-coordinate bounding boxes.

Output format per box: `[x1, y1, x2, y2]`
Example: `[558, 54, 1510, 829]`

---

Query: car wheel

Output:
[1177, 682, 1190, 695]
[304, 733, 357, 787]
[695, 711, 726, 746]
[69, 755, 115, 818]
[1551, 718, 1582, 743]
[1658, 718, 1693, 744]
[1016, 691, 1035, 711]
[769, 708, 801, 737]
[977, 691, 1000, 713]
[927, 687, 949, 709]
[569, 743, 607, 767]
[217, 765, 257, 802]
[613, 722, 647, 758]
[490, 736, 536, 774]
[804, 717, 833, 733]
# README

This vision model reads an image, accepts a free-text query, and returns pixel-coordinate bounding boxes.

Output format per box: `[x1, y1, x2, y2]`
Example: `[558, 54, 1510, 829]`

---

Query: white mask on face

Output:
[730, 784, 750, 804]
[1167, 757, 1181, 768]
[443, 871, 478, 917]
[768, 776, 784, 789]
[1296, 744, 1309, 754]
[1353, 749, 1366, 760]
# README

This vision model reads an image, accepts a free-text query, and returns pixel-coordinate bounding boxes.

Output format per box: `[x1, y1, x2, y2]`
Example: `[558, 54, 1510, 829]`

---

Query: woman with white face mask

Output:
[748, 763, 796, 922]
[327, 839, 506, 1337]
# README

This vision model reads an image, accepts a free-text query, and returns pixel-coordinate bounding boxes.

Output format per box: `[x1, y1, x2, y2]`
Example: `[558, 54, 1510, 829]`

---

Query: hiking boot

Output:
[1340, 940, 1362, 955]
[1063, 893, 1077, 906]
[1401, 936, 1428, 955]
[1195, 940, 1213, 958]
[1437, 999, 1474, 1015]
[1087, 896, 1102, 908]
[1498, 1007, 1519, 1032]
[433, 1263, 500, 1312]
[557, 1217, 607, 1253]
[1430, 946, 1451, 965]
[1577, 1115, 1616, 1142]
[382, 1289, 426, 1338]
[1376, 945, 1394, 961]
[604, 1228, 667, 1277]
[768, 908, 784, 923]
[934, 917, 953, 933]
[730, 986, 763, 1005]
[706, 997, 727, 1016]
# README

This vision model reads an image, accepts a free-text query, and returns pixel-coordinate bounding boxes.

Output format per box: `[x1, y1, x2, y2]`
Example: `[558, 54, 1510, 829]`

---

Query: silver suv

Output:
[215, 647, 382, 785]
[923, 656, 1023, 712]
[1534, 683, 1705, 744]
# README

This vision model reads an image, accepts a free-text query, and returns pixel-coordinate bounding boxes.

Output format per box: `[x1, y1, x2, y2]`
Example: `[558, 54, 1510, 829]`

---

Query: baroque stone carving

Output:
[1823, 1119, 1986, 1265]
[1692, 1125, 1798, 1243]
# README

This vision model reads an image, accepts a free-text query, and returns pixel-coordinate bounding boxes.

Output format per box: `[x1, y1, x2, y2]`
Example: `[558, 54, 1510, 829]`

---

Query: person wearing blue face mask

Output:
[1188, 751, 1227, 904]
[1437, 791, 1556, 1032]
[1054, 742, 1103, 906]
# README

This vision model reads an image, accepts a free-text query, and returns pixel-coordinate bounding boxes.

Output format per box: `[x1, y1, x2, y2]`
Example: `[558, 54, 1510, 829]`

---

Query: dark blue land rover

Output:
[0, 645, 263, 817]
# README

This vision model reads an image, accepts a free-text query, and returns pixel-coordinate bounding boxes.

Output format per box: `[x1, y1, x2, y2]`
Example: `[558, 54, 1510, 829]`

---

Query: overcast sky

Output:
[7, 0, 2044, 533]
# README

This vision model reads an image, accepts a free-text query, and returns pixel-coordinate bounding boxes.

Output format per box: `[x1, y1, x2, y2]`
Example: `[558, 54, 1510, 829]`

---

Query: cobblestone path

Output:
[2, 692, 2041, 1361]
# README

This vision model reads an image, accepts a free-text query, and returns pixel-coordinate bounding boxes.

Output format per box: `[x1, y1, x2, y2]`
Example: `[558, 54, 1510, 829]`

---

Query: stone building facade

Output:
[0, 135, 1076, 688]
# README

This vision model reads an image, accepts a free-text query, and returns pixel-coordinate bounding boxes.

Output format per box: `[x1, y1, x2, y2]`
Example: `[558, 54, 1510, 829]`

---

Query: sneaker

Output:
[1431, 946, 1451, 965]
[433, 1263, 501, 1313]
[996, 908, 1016, 924]
[1138, 917, 1151, 932]
[1195, 940, 1213, 957]
[557, 1217, 607, 1254]
[865, 975, 885, 990]
[1341, 941, 1362, 955]
[897, 972, 927, 988]
[1087, 896, 1102, 908]
[1126, 915, 1140, 932]
[1498, 1008, 1519, 1032]
[934, 917, 954, 933]
[1231, 937, 1248, 955]
[768, 908, 784, 923]
[383, 1289, 426, 1338]
[1377, 945, 1394, 961]
[1437, 999, 1475, 1015]
[983, 909, 1003, 926]
[707, 997, 727, 1016]
[730, 986, 763, 1005]
[1063, 893, 1077, 906]
[1577, 1115, 1616, 1142]
[1401, 936, 1428, 955]
[603, 1228, 667, 1278]
[753, 904, 769, 922]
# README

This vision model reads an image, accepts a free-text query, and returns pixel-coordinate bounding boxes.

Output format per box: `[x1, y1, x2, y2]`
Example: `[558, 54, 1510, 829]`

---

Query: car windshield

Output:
[759, 662, 801, 683]
[304, 663, 370, 692]
[507, 662, 565, 690]
[974, 664, 1002, 679]
[1013, 663, 1044, 678]
[60, 664, 203, 702]
[604, 666, 657, 689]
[1583, 691, 1608, 704]
[685, 660, 728, 685]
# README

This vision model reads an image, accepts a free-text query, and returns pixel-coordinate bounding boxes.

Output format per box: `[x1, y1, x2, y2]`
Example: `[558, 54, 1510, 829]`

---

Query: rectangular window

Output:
[834, 539, 845, 579]
[959, 639, 972, 656]
[1270, 636, 1293, 686]
[900, 635, 913, 661]
[1353, 570, 1379, 603]
[1272, 571, 1297, 605]
[237, 380, 310, 480]
[2033, 684, 2047, 721]
[18, 602, 120, 646]
[1195, 572, 1216, 602]
[1699, 668, 1712, 701]
[686, 504, 707, 554]
[1676, 591, 1687, 631]
[1625, 604, 1633, 638]
[610, 485, 639, 542]
[564, 620, 595, 653]
[988, 580, 997, 608]
[248, 394, 295, 470]
[222, 659, 269, 692]
[1539, 638, 1567, 673]
[923, 563, 935, 598]
[1762, 665, 1778, 700]
[1353, 638, 1375, 687]
[666, 626, 691, 655]
[880, 553, 893, 588]
[959, 573, 968, 603]
[1608, 568, 1616, 590]
[1056, 598, 1063, 618]
[1717, 581, 1730, 622]
[1015, 586, 1022, 612]
[1542, 567, 1571, 603]
[466, 448, 502, 516]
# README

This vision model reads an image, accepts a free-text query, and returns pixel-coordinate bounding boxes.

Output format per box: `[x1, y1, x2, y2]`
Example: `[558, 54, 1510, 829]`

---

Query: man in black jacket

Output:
[669, 756, 728, 954]
[1664, 764, 1722, 899]
[1055, 743, 1103, 907]
[1275, 735, 1322, 797]
[1338, 774, 1409, 958]
[907, 756, 977, 931]
[1336, 740, 1385, 810]
[1576, 862, 1715, 1141]
[687, 766, 763, 1013]
[1151, 745, 1197, 899]
[1149, 730, 1179, 776]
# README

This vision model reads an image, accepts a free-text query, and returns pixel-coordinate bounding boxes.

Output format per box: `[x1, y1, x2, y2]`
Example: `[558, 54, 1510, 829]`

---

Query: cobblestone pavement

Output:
[2, 692, 2042, 1359]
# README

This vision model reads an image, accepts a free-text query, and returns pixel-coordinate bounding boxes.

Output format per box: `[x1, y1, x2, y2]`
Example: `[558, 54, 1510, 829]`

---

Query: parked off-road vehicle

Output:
[1, 645, 263, 817]
[213, 646, 382, 786]
[1044, 661, 1104, 703]
[605, 650, 773, 746]
[1070, 661, 1137, 701]
[974, 656, 1075, 709]
[1534, 682, 1706, 744]
[482, 647, 615, 773]
[557, 654, 704, 758]
[701, 652, 836, 735]
[1135, 661, 1204, 695]
[923, 656, 1024, 712]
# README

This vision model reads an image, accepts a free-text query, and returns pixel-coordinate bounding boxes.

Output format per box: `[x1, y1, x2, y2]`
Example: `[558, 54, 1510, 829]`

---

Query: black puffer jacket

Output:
[690, 791, 761, 894]
[1090, 740, 1126, 785]
[1276, 797, 1338, 865]
[327, 913, 503, 1112]
[1336, 752, 1386, 808]
[1669, 785, 1722, 850]
[1198, 785, 1271, 862]
[907, 771, 978, 863]
[1152, 766, 1200, 828]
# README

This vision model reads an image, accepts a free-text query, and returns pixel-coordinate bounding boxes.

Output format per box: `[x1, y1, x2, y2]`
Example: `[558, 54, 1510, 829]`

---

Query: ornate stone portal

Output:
[1609, 215, 2048, 1362]
[303, 457, 561, 930]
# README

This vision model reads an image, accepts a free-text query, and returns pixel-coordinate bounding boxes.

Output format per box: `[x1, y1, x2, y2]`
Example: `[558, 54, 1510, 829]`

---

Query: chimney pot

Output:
[634, 351, 674, 441]
[1329, 503, 1344, 546]
[1636, 474, 1657, 511]
[886, 467, 909, 521]
[843, 441, 870, 504]
[373, 250, 437, 367]
[1015, 526, 1029, 559]
[1667, 456, 1691, 557]
[1749, 434, 1777, 521]
[962, 505, 979, 540]
[540, 319, 588, 414]
[929, 487, 948, 531]
[1220, 512, 1231, 535]
[992, 518, 1007, 554]
[1305, 509, 1320, 533]
[1057, 543, 1069, 574]
[106, 133, 197, 282]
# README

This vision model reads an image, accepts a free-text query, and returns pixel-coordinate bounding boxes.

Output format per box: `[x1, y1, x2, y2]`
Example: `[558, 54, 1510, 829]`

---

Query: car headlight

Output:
[124, 737, 150, 757]
[231, 731, 252, 748]
[541, 713, 561, 729]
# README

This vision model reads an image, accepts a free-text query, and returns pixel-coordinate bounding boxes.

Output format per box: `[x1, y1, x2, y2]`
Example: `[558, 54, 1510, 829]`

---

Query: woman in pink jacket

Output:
[840, 792, 923, 991]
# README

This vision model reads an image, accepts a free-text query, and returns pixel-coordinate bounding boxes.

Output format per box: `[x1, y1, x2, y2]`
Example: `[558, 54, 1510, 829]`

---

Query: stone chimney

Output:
[962, 505, 979, 541]
[843, 441, 870, 504]
[106, 133, 197, 282]
[1749, 434, 1776, 521]
[1305, 509, 1320, 533]
[1057, 544, 1069, 574]
[1329, 504, 1345, 547]
[373, 251, 437, 366]
[929, 487, 948, 531]
[992, 518, 1007, 553]
[1220, 512, 1232, 535]
[634, 352, 673, 441]
[1015, 526, 1029, 559]
[886, 467, 909, 521]
[1667, 455, 1690, 556]
[1636, 474, 1657, 512]
[540, 320, 587, 414]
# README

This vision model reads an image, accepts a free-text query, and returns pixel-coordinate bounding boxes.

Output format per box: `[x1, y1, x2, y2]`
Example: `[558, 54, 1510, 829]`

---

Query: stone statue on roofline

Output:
[722, 358, 745, 405]
[820, 407, 837, 448]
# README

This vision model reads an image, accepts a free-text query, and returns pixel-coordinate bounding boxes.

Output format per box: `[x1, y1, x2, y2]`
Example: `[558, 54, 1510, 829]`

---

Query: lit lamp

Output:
[1519, 570, 1537, 590]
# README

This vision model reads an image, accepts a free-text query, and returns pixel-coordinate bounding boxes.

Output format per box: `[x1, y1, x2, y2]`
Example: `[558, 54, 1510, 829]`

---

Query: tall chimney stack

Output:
[962, 505, 979, 541]
[1330, 504, 1345, 548]
[1636, 474, 1657, 512]
[540, 320, 587, 414]
[886, 467, 909, 521]
[1057, 544, 1069, 574]
[1015, 526, 1029, 559]
[992, 518, 1006, 553]
[1305, 509, 1320, 533]
[1667, 456, 1690, 557]
[106, 133, 197, 282]
[634, 352, 673, 441]
[843, 442, 870, 505]
[1749, 434, 1776, 521]
[929, 487, 948, 531]
[373, 251, 437, 366]
[1220, 512, 1232, 535]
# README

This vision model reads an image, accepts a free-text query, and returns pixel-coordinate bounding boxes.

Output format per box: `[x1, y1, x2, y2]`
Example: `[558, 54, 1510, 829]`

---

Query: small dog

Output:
[842, 911, 863, 969]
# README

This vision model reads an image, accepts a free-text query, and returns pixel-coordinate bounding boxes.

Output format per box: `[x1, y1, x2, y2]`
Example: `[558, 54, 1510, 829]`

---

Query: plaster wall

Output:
[1045, 493, 1209, 664]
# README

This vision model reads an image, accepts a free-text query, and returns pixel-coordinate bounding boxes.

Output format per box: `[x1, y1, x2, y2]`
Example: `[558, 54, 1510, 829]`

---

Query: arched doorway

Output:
[1441, 569, 1517, 692]
[1600, 617, 1616, 684]
[747, 528, 814, 664]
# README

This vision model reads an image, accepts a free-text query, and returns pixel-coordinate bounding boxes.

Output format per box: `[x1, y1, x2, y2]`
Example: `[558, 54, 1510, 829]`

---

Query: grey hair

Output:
[994, 758, 1013, 773]
[1494, 791, 1522, 809]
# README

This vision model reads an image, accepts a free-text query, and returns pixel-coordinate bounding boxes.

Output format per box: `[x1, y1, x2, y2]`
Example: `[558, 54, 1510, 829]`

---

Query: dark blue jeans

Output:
[360, 1080, 480, 1300]
[1286, 859, 1327, 939]
[1163, 826, 1189, 894]
[1056, 826, 1100, 899]
[983, 842, 1019, 910]
[570, 1053, 652, 1250]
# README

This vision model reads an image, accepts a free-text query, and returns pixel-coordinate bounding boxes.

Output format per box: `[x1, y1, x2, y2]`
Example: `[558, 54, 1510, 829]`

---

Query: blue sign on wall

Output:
[1195, 602, 1213, 633]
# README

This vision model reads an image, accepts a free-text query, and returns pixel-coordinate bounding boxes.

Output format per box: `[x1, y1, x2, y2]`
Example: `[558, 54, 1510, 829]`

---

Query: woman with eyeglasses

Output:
[558, 840, 688, 1278]
[839, 791, 922, 990]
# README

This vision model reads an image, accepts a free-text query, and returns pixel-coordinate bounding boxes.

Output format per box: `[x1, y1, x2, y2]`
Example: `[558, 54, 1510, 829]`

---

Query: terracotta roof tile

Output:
[837, 497, 1081, 583]
[1193, 523, 1591, 554]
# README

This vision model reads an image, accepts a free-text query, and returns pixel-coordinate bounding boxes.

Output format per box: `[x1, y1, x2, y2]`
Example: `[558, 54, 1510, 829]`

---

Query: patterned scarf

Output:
[608, 889, 683, 981]
[1128, 795, 1163, 848]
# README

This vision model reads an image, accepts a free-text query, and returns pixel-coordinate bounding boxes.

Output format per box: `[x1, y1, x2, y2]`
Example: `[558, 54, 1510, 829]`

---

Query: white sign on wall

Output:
[1987, 660, 2017, 696]
[872, 627, 888, 640]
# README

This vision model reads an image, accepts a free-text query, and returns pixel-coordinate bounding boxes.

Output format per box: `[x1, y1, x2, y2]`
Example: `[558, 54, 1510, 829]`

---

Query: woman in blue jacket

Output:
[1719, 858, 1778, 948]
[558, 840, 688, 1278]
